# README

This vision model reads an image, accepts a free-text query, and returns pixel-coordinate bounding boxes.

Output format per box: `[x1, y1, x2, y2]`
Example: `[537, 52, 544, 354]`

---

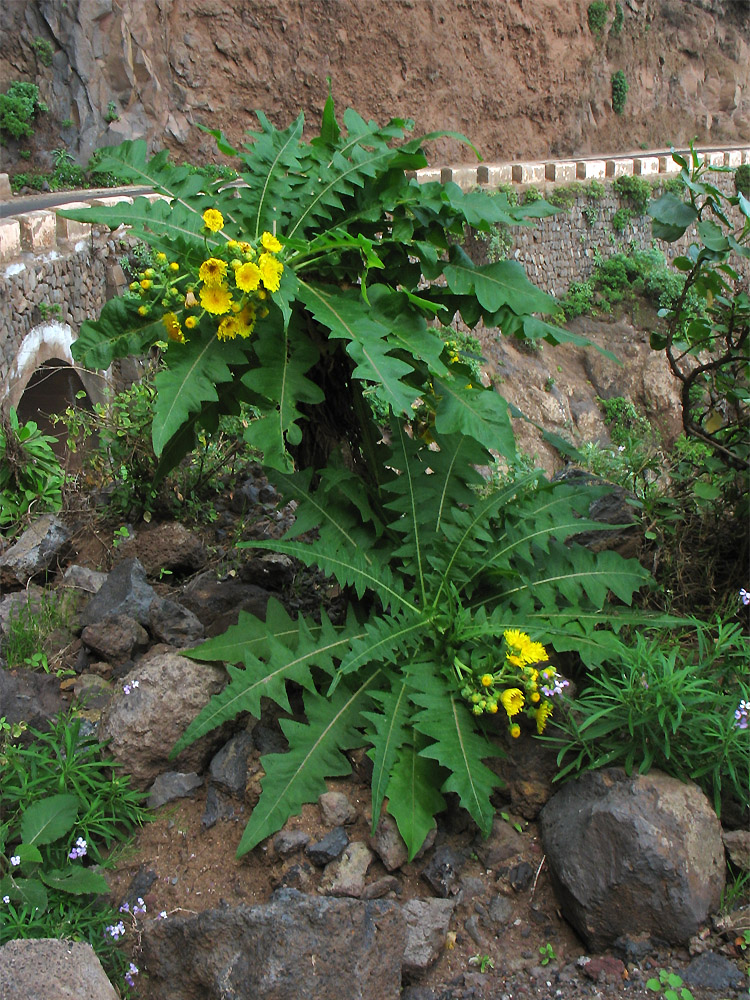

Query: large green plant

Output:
[63, 96, 657, 858]
[648, 147, 750, 474]
[0, 407, 63, 531]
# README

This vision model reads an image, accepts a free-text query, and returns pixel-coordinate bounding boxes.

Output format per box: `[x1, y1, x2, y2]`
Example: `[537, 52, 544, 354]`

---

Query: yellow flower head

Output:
[155, 253, 167, 263]
[500, 688, 525, 718]
[504, 629, 531, 652]
[235, 261, 261, 293]
[480, 674, 494, 689]
[238, 241, 255, 258]
[202, 208, 224, 233]
[236, 304, 256, 338]
[140, 279, 152, 290]
[506, 654, 524, 670]
[531, 691, 541, 703]
[258, 252, 283, 292]
[217, 316, 240, 341]
[261, 231, 283, 253]
[162, 312, 184, 343]
[137, 305, 149, 317]
[486, 700, 498, 714]
[184, 316, 198, 329]
[200, 283, 233, 315]
[536, 701, 554, 734]
[129, 281, 139, 291]
[523, 641, 549, 665]
[199, 257, 228, 286]
[509, 723, 521, 739]
[169, 262, 180, 272]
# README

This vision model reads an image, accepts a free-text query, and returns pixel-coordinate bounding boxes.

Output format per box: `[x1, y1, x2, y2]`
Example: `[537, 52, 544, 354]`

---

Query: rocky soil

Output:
[0, 309, 748, 999]
[1, 1, 749, 173]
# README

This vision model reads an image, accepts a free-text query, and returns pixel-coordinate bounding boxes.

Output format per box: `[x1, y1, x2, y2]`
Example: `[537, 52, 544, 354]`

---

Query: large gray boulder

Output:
[141, 889, 405, 1000]
[540, 768, 725, 949]
[0, 514, 70, 585]
[98, 650, 228, 788]
[0, 938, 118, 1000]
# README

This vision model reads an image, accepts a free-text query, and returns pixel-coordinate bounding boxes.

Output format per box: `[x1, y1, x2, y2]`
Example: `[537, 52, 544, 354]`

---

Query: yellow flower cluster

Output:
[456, 629, 566, 739]
[125, 208, 285, 348]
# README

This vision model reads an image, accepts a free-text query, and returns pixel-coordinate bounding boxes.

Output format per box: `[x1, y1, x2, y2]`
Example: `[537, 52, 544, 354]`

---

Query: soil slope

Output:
[0, 0, 749, 170]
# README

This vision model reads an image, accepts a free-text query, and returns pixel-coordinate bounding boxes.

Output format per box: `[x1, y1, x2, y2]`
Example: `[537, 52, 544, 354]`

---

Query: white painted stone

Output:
[55, 202, 92, 241]
[546, 161, 577, 183]
[511, 162, 545, 184]
[445, 165, 479, 190]
[576, 160, 606, 180]
[18, 210, 56, 251]
[3, 262, 26, 278]
[0, 218, 21, 261]
[415, 167, 441, 184]
[0, 174, 11, 201]
[605, 158, 635, 177]
[724, 150, 743, 168]
[477, 163, 512, 185]
[633, 156, 660, 176]
[88, 195, 134, 207]
[658, 155, 681, 174]
[705, 151, 725, 168]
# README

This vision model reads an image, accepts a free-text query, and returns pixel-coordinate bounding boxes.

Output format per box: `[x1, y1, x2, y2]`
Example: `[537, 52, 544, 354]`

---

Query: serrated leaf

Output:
[152, 333, 246, 456]
[236, 668, 382, 857]
[186, 598, 306, 664]
[20, 794, 78, 847]
[363, 680, 413, 830]
[386, 736, 446, 859]
[433, 377, 516, 458]
[443, 247, 556, 315]
[411, 673, 502, 837]
[41, 866, 110, 895]
[174, 609, 365, 755]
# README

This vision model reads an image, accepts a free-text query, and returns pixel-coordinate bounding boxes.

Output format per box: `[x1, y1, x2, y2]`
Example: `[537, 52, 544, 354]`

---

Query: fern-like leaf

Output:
[386, 734, 447, 859]
[236, 667, 382, 857]
[362, 680, 412, 831]
[174, 608, 365, 756]
[411, 671, 502, 838]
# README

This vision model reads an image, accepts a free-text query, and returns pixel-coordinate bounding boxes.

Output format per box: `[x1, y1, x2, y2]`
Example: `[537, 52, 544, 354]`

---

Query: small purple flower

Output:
[124, 963, 139, 987]
[158, 910, 167, 920]
[2, 895, 9, 904]
[133, 897, 146, 916]
[734, 699, 749, 730]
[541, 672, 570, 698]
[123, 680, 140, 695]
[740, 588, 750, 606]
[68, 836, 87, 860]
[10, 855, 20, 867]
[105, 920, 126, 940]
[119, 901, 130, 914]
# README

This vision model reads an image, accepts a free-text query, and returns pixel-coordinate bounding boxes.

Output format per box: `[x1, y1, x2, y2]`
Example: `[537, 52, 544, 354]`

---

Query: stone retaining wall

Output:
[0, 145, 748, 399]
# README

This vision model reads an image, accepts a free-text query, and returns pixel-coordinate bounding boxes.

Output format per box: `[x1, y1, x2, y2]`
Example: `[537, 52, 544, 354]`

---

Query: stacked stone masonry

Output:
[0, 146, 748, 391]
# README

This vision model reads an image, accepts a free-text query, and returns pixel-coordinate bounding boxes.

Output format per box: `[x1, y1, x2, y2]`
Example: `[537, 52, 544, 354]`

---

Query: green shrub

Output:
[548, 182, 586, 209]
[0, 81, 48, 140]
[0, 713, 148, 990]
[613, 173, 651, 214]
[735, 163, 750, 198]
[559, 280, 595, 320]
[2, 592, 69, 669]
[547, 619, 749, 816]
[475, 223, 513, 262]
[31, 37, 53, 67]
[610, 1, 624, 36]
[611, 71, 629, 114]
[611, 206, 632, 232]
[0, 408, 63, 531]
[104, 101, 119, 124]
[587, 1, 609, 35]
[522, 185, 542, 204]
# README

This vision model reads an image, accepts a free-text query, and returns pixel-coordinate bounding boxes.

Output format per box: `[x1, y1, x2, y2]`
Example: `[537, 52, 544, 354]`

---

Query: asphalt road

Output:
[0, 186, 152, 219]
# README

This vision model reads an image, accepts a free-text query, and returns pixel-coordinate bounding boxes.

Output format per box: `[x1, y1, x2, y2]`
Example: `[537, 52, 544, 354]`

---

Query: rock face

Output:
[97, 650, 228, 787]
[141, 889, 405, 1000]
[0, 1, 748, 169]
[0, 514, 70, 585]
[0, 938, 119, 1000]
[540, 768, 726, 950]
